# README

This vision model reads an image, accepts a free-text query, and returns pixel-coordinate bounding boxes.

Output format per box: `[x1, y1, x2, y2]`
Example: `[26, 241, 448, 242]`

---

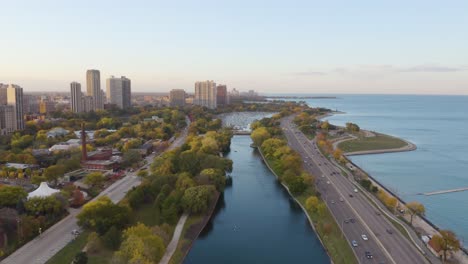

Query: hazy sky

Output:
[1, 0, 467, 94]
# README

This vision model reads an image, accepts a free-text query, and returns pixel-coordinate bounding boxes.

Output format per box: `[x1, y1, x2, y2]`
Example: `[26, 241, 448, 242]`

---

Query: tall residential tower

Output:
[106, 76, 131, 109]
[86, 69, 104, 110]
[70, 82, 83, 113]
[7, 84, 24, 130]
[194, 80, 217, 109]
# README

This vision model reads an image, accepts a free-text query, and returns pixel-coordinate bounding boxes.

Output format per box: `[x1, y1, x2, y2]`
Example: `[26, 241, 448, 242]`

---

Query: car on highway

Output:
[386, 229, 393, 234]
[365, 251, 373, 259]
[352, 240, 358, 247]
[349, 194, 354, 197]
[331, 200, 335, 204]
[361, 234, 368, 241]
[350, 218, 356, 223]
[339, 197, 344, 202]
[71, 229, 80, 235]
[344, 219, 350, 224]
[376, 211, 381, 216]
[353, 188, 358, 193]
[321, 174, 325, 178]
[326, 181, 330, 184]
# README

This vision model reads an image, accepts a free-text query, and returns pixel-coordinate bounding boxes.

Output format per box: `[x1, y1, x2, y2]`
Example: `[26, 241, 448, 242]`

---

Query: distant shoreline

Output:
[266, 96, 338, 99]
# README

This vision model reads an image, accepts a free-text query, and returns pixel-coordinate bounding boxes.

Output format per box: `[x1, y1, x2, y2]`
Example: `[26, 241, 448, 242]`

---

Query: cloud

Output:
[292, 71, 327, 76]
[398, 65, 465, 73]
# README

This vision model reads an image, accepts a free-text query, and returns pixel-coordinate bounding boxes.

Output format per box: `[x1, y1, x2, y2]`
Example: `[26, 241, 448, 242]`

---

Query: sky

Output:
[1, 0, 468, 95]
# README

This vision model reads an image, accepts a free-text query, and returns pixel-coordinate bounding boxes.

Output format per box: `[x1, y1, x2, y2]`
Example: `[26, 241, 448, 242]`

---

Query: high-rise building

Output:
[83, 96, 94, 112]
[169, 89, 186, 107]
[7, 84, 24, 131]
[86, 69, 104, 110]
[0, 84, 7, 105]
[194, 80, 217, 109]
[70, 82, 83, 113]
[216, 85, 229, 106]
[0, 105, 16, 135]
[106, 76, 132, 109]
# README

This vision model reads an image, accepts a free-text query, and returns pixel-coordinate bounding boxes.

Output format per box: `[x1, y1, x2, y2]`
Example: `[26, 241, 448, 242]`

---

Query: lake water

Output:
[287, 94, 468, 243]
[184, 136, 329, 264]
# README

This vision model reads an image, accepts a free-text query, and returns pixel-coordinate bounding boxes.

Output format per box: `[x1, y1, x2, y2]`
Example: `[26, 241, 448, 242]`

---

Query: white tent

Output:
[28, 182, 60, 199]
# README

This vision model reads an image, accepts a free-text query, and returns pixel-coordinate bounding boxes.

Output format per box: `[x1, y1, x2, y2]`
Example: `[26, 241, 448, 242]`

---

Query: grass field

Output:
[46, 231, 90, 264]
[338, 133, 407, 153]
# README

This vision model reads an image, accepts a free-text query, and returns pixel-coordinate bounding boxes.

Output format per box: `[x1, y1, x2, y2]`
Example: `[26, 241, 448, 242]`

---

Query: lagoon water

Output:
[184, 136, 329, 264]
[294, 94, 468, 242]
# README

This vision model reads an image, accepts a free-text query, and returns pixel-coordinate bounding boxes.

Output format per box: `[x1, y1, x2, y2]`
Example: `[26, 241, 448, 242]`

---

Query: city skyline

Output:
[1, 1, 468, 95]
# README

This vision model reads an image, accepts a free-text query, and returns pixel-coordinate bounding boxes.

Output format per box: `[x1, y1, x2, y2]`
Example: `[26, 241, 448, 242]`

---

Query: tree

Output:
[122, 150, 142, 168]
[406, 201, 425, 225]
[43, 164, 66, 184]
[251, 127, 271, 147]
[24, 195, 67, 217]
[114, 223, 166, 263]
[102, 226, 122, 250]
[432, 230, 461, 261]
[77, 196, 130, 234]
[72, 252, 88, 264]
[317, 202, 327, 217]
[385, 197, 398, 212]
[305, 196, 320, 212]
[86, 232, 102, 254]
[320, 121, 330, 131]
[181, 185, 216, 213]
[71, 188, 85, 207]
[84, 172, 105, 188]
[0, 185, 27, 207]
[333, 148, 343, 160]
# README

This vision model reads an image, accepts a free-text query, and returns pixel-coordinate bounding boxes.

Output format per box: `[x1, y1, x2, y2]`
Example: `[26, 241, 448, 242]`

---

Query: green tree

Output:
[114, 223, 166, 264]
[86, 232, 102, 254]
[24, 195, 67, 217]
[251, 127, 271, 147]
[406, 201, 426, 225]
[84, 172, 105, 188]
[432, 230, 461, 261]
[77, 196, 130, 234]
[102, 226, 122, 250]
[72, 252, 88, 264]
[181, 185, 216, 213]
[43, 164, 66, 184]
[0, 185, 27, 207]
[317, 202, 327, 217]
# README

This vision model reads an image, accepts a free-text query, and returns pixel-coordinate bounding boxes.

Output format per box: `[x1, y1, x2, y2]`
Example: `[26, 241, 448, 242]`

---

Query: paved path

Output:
[1, 119, 190, 264]
[159, 213, 189, 264]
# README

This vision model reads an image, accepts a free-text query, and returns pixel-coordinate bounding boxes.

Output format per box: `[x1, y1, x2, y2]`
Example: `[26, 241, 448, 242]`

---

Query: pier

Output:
[420, 187, 468, 196]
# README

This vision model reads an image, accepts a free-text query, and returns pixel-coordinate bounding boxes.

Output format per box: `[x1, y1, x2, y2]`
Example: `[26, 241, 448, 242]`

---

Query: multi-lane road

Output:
[2, 123, 189, 264]
[281, 116, 430, 264]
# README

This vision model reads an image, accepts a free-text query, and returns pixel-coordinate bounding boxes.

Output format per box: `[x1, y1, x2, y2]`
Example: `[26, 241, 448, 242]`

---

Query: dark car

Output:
[365, 251, 373, 259]
[386, 229, 393, 234]
[349, 194, 354, 197]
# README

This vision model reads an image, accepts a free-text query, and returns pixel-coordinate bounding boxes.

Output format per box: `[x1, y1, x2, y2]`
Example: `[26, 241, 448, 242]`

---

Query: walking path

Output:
[159, 213, 189, 264]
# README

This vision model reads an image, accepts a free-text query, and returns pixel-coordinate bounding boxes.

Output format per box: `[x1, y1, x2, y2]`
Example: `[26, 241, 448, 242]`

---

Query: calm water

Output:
[185, 136, 329, 264]
[292, 94, 468, 242]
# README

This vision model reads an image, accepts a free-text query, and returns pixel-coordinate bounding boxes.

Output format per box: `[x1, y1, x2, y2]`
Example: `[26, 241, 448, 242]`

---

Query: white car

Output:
[326, 181, 330, 184]
[361, 234, 368, 241]
[352, 240, 358, 247]
[354, 188, 358, 193]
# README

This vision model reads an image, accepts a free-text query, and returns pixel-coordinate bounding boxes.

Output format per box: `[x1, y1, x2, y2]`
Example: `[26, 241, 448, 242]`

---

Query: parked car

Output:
[71, 229, 80, 235]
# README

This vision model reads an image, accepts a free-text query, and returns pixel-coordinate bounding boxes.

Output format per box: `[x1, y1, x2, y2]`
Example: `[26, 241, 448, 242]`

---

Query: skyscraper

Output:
[169, 89, 186, 107]
[106, 76, 132, 109]
[86, 69, 104, 110]
[83, 96, 94, 112]
[0, 84, 7, 105]
[7, 84, 24, 130]
[194, 80, 217, 109]
[216, 85, 229, 106]
[0, 105, 15, 135]
[70, 82, 83, 113]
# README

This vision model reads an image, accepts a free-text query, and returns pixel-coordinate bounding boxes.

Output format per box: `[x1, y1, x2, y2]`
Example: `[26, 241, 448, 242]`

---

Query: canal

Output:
[184, 136, 330, 264]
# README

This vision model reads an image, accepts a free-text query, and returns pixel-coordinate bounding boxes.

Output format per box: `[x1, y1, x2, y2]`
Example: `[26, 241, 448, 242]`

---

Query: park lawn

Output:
[169, 214, 204, 264]
[338, 133, 407, 153]
[46, 230, 90, 264]
[88, 248, 113, 264]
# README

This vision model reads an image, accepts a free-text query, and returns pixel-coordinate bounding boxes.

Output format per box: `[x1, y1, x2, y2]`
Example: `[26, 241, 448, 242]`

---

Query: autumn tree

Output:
[84, 172, 105, 188]
[43, 164, 66, 184]
[77, 196, 130, 234]
[333, 148, 343, 160]
[305, 196, 320, 212]
[251, 127, 271, 147]
[406, 201, 425, 225]
[113, 223, 166, 263]
[432, 230, 461, 261]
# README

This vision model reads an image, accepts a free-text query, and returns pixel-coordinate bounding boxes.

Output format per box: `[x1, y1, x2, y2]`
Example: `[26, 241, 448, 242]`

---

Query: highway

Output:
[2, 122, 189, 264]
[281, 116, 429, 264]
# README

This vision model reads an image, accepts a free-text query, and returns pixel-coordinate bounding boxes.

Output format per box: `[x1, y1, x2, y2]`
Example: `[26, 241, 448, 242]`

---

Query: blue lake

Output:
[291, 94, 468, 242]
